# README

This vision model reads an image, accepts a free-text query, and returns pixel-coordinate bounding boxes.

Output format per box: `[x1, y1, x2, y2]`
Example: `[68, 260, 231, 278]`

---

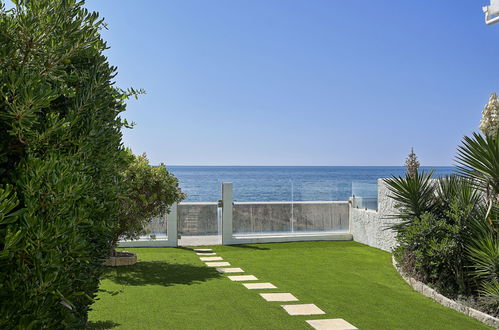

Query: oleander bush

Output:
[386, 95, 499, 315]
[0, 0, 152, 328]
[113, 151, 185, 249]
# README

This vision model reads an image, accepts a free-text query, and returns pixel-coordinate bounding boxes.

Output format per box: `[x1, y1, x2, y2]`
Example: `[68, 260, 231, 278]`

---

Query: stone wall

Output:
[350, 179, 401, 252]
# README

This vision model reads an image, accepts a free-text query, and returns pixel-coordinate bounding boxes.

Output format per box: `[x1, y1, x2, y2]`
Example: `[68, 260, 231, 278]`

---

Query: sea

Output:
[167, 166, 455, 202]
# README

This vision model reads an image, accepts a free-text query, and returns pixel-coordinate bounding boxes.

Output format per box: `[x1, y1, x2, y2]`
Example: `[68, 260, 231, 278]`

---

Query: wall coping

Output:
[179, 202, 218, 205]
[392, 256, 499, 328]
[178, 201, 349, 206]
[233, 201, 349, 205]
[350, 207, 378, 214]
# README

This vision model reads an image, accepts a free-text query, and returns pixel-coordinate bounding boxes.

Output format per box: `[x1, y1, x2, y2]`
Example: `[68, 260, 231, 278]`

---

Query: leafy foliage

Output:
[390, 178, 480, 296]
[114, 152, 185, 246]
[387, 135, 498, 314]
[0, 1, 157, 328]
[394, 212, 467, 295]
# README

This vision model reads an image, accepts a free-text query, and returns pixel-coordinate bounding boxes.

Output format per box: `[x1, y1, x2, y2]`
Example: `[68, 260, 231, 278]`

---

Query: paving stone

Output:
[227, 275, 258, 281]
[281, 304, 325, 316]
[199, 256, 223, 261]
[193, 249, 212, 252]
[243, 282, 277, 289]
[259, 293, 298, 302]
[196, 252, 216, 256]
[306, 319, 358, 330]
[216, 268, 244, 273]
[205, 262, 230, 267]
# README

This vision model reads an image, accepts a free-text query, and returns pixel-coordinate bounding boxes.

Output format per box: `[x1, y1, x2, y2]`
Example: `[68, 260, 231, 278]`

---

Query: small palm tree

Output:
[456, 132, 499, 225]
[455, 93, 499, 306]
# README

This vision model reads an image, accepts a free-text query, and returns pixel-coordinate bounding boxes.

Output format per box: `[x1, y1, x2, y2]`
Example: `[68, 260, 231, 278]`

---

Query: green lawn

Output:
[88, 241, 490, 329]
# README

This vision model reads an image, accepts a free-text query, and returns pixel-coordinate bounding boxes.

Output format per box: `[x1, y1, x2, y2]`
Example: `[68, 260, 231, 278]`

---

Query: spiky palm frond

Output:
[467, 234, 499, 282]
[456, 132, 499, 197]
[479, 279, 499, 303]
[436, 175, 483, 222]
[384, 170, 437, 230]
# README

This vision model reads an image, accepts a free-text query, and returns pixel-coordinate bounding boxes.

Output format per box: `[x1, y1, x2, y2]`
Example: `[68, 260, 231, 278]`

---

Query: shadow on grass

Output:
[230, 244, 270, 251]
[98, 288, 124, 296]
[86, 320, 120, 329]
[175, 247, 199, 252]
[177, 244, 270, 251]
[103, 261, 221, 287]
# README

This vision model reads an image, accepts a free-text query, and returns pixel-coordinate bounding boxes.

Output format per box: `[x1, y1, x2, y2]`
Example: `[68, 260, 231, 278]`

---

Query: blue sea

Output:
[167, 166, 455, 202]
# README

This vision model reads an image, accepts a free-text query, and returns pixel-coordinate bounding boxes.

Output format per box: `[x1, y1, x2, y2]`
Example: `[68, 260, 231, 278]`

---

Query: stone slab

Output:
[306, 319, 358, 330]
[243, 282, 277, 289]
[227, 275, 258, 281]
[199, 256, 223, 261]
[193, 248, 212, 252]
[196, 252, 216, 256]
[260, 293, 298, 302]
[180, 236, 221, 246]
[281, 304, 325, 316]
[205, 262, 230, 267]
[216, 268, 244, 273]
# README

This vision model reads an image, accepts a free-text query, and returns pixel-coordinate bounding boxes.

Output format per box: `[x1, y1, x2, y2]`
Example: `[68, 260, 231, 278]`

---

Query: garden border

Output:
[392, 256, 499, 328]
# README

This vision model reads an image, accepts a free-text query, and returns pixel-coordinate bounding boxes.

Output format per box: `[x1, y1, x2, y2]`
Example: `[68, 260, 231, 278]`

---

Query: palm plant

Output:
[386, 95, 499, 313]
[455, 127, 498, 310]
[456, 132, 499, 226]
[467, 233, 499, 306]
[436, 175, 482, 221]
[384, 170, 437, 231]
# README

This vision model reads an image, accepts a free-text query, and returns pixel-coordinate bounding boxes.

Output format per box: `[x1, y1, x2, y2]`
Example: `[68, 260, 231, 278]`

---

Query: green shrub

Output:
[394, 208, 470, 296]
[386, 127, 498, 313]
[114, 152, 185, 247]
[0, 1, 139, 327]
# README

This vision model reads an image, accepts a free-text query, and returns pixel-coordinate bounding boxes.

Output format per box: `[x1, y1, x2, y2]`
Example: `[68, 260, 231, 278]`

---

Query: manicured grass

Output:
[89, 241, 490, 329]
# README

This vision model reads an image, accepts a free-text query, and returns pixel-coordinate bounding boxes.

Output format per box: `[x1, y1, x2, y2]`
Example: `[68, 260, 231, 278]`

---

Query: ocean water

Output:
[167, 166, 455, 202]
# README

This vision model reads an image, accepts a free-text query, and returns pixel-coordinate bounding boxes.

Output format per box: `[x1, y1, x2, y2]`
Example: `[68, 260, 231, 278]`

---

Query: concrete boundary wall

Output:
[119, 180, 393, 248]
[233, 201, 349, 234]
[350, 179, 400, 252]
[228, 232, 353, 245]
[177, 202, 218, 236]
[223, 183, 352, 245]
[119, 182, 353, 247]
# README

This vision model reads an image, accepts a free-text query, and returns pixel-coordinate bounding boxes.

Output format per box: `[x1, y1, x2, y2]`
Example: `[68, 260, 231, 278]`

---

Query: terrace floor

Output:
[88, 241, 490, 329]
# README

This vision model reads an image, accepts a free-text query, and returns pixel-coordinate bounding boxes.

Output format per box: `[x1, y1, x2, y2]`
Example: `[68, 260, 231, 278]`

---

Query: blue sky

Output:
[82, 1, 499, 165]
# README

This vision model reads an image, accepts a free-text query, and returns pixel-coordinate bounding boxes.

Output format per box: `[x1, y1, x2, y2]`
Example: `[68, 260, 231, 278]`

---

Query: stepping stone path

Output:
[205, 262, 230, 267]
[281, 304, 326, 316]
[193, 248, 357, 329]
[227, 275, 258, 282]
[306, 319, 358, 330]
[216, 268, 244, 273]
[243, 282, 277, 289]
[199, 256, 223, 261]
[260, 293, 298, 302]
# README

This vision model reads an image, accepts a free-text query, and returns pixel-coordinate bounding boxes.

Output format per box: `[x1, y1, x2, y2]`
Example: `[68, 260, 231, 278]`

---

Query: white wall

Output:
[350, 179, 401, 252]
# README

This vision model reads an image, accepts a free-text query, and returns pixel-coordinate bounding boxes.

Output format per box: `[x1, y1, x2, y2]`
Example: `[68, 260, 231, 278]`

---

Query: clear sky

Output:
[82, 1, 498, 165]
